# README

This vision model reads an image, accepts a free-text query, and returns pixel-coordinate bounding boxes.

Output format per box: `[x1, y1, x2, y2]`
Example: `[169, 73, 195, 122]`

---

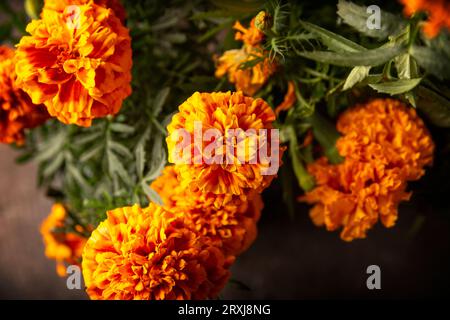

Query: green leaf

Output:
[337, 0, 406, 39]
[415, 85, 450, 127]
[107, 150, 132, 185]
[80, 144, 103, 163]
[394, 53, 418, 79]
[141, 182, 163, 205]
[296, 44, 405, 67]
[153, 87, 171, 116]
[43, 152, 64, 178]
[34, 131, 66, 162]
[109, 141, 133, 159]
[135, 142, 145, 181]
[369, 78, 422, 95]
[300, 20, 365, 52]
[411, 45, 450, 80]
[67, 164, 91, 192]
[144, 137, 166, 182]
[343, 66, 371, 90]
[110, 123, 135, 134]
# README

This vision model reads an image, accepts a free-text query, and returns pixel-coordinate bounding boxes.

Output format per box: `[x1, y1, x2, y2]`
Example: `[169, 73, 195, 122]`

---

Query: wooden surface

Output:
[0, 145, 86, 299]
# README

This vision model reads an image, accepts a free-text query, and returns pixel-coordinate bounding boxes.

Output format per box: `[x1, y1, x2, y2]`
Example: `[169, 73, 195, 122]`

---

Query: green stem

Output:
[287, 126, 315, 192]
[308, 112, 343, 164]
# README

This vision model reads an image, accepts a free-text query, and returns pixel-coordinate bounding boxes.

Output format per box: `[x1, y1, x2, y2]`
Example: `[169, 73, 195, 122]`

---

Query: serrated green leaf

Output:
[110, 123, 135, 134]
[394, 53, 418, 79]
[43, 152, 64, 178]
[141, 182, 163, 205]
[300, 20, 365, 53]
[107, 150, 132, 185]
[109, 141, 132, 159]
[144, 137, 167, 182]
[80, 144, 103, 163]
[153, 87, 170, 116]
[343, 66, 371, 90]
[73, 131, 103, 146]
[337, 0, 406, 39]
[67, 164, 91, 192]
[296, 44, 405, 67]
[369, 78, 422, 95]
[34, 131, 66, 162]
[135, 142, 145, 180]
[411, 45, 450, 80]
[416, 85, 450, 127]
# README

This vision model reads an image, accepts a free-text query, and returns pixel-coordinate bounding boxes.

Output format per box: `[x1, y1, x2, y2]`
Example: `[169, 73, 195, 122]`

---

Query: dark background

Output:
[1, 145, 449, 299]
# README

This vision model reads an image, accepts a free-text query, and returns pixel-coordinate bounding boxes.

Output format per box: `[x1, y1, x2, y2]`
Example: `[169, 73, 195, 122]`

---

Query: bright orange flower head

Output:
[82, 204, 232, 300]
[151, 166, 263, 256]
[43, 0, 127, 22]
[15, 2, 132, 127]
[400, 0, 450, 37]
[233, 18, 265, 47]
[166, 91, 281, 196]
[215, 46, 277, 96]
[40, 203, 87, 277]
[0, 46, 48, 145]
[301, 99, 434, 241]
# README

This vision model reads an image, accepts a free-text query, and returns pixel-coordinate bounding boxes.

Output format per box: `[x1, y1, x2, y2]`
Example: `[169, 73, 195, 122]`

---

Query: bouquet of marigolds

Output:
[0, 0, 449, 300]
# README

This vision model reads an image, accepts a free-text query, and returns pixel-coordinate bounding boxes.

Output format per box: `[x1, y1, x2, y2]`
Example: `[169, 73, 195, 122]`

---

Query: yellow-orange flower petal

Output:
[275, 81, 296, 115]
[215, 46, 276, 97]
[166, 91, 280, 196]
[233, 18, 264, 47]
[40, 203, 87, 277]
[301, 99, 434, 241]
[15, 2, 132, 127]
[151, 166, 263, 256]
[82, 204, 232, 300]
[0, 46, 48, 145]
[400, 0, 450, 38]
[43, 0, 127, 22]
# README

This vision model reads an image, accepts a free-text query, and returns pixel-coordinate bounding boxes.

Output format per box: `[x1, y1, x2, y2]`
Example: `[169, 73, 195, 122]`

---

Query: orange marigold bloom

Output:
[301, 99, 434, 241]
[15, 2, 132, 127]
[151, 166, 263, 256]
[215, 46, 276, 96]
[233, 18, 264, 47]
[166, 91, 280, 196]
[82, 204, 232, 300]
[400, 0, 450, 37]
[215, 16, 275, 96]
[275, 81, 297, 115]
[42, 0, 126, 22]
[40, 203, 87, 277]
[0, 46, 48, 145]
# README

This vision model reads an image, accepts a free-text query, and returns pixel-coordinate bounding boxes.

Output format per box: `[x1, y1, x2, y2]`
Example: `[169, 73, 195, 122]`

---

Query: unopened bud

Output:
[254, 11, 273, 32]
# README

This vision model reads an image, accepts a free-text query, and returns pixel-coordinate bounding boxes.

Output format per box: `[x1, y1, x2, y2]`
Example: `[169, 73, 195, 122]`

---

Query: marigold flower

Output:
[301, 99, 434, 241]
[15, 2, 132, 127]
[215, 16, 276, 96]
[400, 0, 450, 37]
[151, 166, 263, 256]
[215, 46, 276, 96]
[275, 81, 297, 115]
[82, 204, 232, 300]
[40, 203, 87, 277]
[42, 0, 126, 22]
[0, 46, 48, 145]
[233, 18, 264, 47]
[166, 91, 280, 195]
